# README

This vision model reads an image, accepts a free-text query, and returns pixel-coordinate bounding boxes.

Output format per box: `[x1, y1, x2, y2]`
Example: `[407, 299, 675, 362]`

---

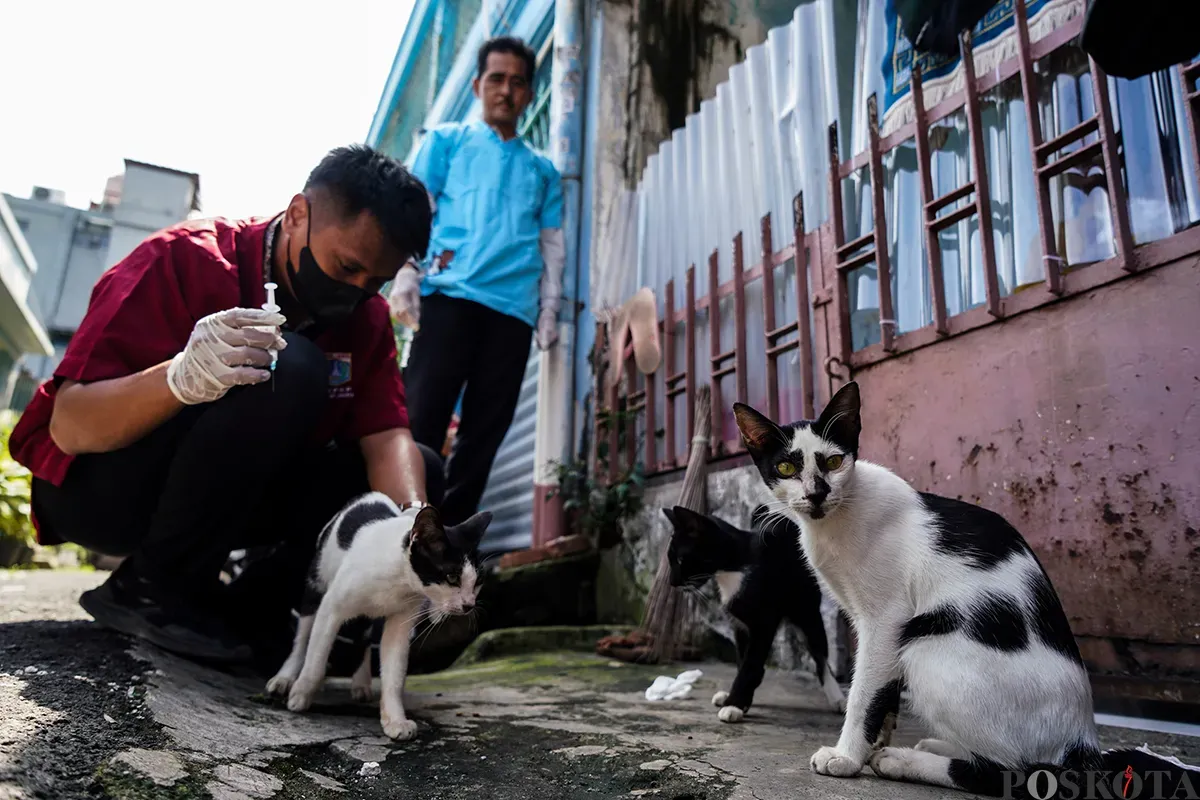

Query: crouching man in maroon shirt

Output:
[8, 145, 442, 665]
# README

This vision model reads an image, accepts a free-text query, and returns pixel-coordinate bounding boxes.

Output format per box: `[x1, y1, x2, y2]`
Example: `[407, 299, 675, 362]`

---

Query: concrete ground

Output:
[3, 570, 1198, 800]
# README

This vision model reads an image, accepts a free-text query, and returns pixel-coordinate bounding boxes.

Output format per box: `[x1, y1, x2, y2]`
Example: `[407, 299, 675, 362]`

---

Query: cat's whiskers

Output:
[757, 499, 798, 538]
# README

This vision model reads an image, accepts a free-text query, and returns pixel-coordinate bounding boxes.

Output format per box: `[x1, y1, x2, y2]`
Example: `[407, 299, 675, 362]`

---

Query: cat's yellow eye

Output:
[825, 454, 844, 471]
[775, 461, 797, 477]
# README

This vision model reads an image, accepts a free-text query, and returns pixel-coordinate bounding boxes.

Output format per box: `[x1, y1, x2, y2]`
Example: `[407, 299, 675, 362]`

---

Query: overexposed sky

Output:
[0, 0, 415, 219]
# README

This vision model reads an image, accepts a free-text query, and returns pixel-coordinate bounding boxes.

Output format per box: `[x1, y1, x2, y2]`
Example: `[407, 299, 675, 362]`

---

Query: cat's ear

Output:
[409, 506, 446, 552]
[661, 507, 678, 527]
[668, 506, 706, 537]
[733, 402, 783, 453]
[815, 381, 862, 455]
[446, 511, 493, 553]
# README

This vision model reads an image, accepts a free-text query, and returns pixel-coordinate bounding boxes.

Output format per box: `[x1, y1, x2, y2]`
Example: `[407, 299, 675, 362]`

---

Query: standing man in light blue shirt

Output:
[388, 35, 565, 527]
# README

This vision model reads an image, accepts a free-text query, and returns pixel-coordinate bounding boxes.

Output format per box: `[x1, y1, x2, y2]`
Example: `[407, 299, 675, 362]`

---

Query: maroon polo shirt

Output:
[9, 215, 409, 542]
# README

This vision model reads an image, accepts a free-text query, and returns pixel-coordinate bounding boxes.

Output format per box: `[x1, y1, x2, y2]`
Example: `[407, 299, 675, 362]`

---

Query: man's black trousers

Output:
[402, 292, 534, 527]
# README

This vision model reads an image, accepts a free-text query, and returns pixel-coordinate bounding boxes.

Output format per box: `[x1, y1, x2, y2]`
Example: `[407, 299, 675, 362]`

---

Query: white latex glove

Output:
[388, 264, 422, 330]
[535, 307, 558, 350]
[166, 308, 287, 405]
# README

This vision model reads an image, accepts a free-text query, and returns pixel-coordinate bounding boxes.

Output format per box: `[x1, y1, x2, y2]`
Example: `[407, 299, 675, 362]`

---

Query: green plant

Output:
[0, 410, 35, 551]
[547, 458, 645, 550]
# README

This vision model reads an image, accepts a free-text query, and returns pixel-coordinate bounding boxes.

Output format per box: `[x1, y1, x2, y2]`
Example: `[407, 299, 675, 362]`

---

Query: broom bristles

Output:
[641, 384, 712, 663]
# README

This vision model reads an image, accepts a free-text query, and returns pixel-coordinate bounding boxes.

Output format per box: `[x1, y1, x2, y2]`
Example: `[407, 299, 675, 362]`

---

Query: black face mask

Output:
[285, 208, 370, 328]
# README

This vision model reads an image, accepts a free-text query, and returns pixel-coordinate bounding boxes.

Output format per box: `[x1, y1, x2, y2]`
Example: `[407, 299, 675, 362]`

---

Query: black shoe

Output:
[80, 565, 253, 664]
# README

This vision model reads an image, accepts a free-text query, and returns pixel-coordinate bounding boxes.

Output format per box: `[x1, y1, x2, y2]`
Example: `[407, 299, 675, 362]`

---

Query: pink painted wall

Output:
[852, 256, 1200, 675]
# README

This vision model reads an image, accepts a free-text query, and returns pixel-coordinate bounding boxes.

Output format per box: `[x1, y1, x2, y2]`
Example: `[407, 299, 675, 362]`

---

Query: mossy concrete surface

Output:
[7, 573, 1200, 799]
[129, 644, 1200, 800]
[449, 624, 635, 668]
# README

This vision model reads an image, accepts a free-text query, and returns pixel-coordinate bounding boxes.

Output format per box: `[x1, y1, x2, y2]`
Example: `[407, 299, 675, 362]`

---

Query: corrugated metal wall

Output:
[628, 3, 841, 445]
[477, 344, 540, 553]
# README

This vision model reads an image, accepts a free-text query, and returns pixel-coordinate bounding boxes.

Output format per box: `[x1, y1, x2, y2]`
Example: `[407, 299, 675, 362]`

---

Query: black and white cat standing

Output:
[267, 494, 490, 741]
[732, 381, 1195, 795]
[661, 504, 845, 721]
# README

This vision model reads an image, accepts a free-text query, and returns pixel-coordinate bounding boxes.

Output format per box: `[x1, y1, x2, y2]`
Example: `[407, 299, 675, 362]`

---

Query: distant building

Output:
[102, 160, 200, 269]
[4, 160, 199, 408]
[0, 194, 53, 408]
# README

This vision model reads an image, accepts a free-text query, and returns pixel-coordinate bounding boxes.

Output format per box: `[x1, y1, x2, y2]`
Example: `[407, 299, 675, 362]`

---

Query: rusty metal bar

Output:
[760, 214, 780, 421]
[960, 31, 1002, 318]
[712, 364, 736, 380]
[1014, 0, 1064, 295]
[1179, 63, 1200, 188]
[766, 321, 798, 342]
[593, 320, 606, 476]
[1088, 57, 1135, 273]
[685, 264, 698, 454]
[839, 151, 870, 180]
[707, 250, 723, 456]
[828, 120, 853, 367]
[930, 203, 981, 233]
[793, 193, 815, 419]
[836, 248, 879, 272]
[713, 348, 736, 365]
[644, 355, 657, 472]
[624, 355, 638, 471]
[867, 94, 896, 351]
[766, 340, 799, 357]
[836, 231, 874, 258]
[911, 65, 949, 335]
[1037, 117, 1100, 159]
[606, 373, 620, 485]
[733, 232, 748, 410]
[1039, 140, 1104, 178]
[662, 278, 676, 468]
[925, 182, 975, 215]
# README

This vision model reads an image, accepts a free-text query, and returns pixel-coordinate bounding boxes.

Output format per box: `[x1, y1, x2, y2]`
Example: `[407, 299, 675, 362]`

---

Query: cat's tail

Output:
[1096, 745, 1200, 797]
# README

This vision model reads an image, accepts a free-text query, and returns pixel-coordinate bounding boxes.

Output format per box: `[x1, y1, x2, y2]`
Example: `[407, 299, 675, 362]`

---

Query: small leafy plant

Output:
[1, 410, 36, 560]
[547, 457, 644, 550]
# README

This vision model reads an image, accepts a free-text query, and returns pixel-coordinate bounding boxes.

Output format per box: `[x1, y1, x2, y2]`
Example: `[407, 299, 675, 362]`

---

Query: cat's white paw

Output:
[711, 691, 729, 707]
[717, 705, 745, 723]
[265, 673, 295, 697]
[810, 746, 862, 777]
[382, 715, 418, 741]
[286, 678, 320, 712]
[830, 697, 847, 714]
[914, 738, 959, 758]
[868, 746, 917, 780]
[351, 681, 375, 703]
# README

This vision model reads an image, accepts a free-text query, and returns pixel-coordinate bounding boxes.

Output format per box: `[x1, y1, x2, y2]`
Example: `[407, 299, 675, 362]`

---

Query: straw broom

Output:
[640, 383, 712, 664]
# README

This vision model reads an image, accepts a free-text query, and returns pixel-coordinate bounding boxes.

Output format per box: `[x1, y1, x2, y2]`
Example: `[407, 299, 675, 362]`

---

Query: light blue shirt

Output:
[411, 120, 563, 327]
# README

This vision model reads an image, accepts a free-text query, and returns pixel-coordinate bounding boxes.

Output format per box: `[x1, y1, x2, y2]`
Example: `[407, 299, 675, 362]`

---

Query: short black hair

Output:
[304, 144, 432, 261]
[477, 36, 536, 84]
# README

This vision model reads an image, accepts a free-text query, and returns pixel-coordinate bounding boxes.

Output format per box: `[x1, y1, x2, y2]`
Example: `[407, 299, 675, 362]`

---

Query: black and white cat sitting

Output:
[732, 381, 1195, 795]
[662, 504, 846, 722]
[267, 493, 490, 741]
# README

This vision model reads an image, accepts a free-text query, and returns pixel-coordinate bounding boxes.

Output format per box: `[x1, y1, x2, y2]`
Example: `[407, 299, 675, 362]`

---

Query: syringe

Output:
[262, 282, 281, 371]
[262, 283, 281, 390]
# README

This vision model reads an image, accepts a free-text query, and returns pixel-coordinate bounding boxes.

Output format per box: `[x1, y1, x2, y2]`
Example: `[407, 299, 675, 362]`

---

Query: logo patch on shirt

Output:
[327, 353, 353, 399]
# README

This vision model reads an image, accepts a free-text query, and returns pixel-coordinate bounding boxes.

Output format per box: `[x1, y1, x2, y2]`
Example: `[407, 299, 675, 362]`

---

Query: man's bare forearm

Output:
[361, 427, 427, 508]
[50, 361, 184, 455]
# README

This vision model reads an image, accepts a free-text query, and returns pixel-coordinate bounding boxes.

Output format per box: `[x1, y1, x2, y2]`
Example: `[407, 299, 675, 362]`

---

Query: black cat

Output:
[662, 504, 846, 722]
